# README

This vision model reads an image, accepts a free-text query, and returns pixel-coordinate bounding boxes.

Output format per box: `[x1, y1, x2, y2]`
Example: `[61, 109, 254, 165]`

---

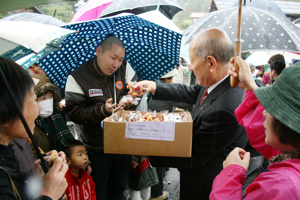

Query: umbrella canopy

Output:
[0, 21, 75, 66]
[37, 14, 182, 89]
[71, 0, 113, 22]
[137, 10, 181, 33]
[98, 0, 183, 20]
[245, 51, 270, 66]
[231, 0, 286, 17]
[183, 7, 300, 53]
[0, 12, 65, 26]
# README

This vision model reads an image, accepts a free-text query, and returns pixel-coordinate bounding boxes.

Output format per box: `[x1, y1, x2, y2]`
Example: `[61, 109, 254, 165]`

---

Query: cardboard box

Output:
[103, 110, 193, 157]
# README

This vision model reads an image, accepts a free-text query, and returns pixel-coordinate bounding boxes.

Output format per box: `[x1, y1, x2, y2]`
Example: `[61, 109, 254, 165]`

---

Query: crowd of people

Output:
[0, 26, 299, 200]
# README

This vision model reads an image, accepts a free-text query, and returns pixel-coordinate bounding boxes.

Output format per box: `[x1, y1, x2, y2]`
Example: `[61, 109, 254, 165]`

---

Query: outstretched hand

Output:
[127, 80, 156, 97]
[229, 56, 258, 91]
[223, 147, 251, 170]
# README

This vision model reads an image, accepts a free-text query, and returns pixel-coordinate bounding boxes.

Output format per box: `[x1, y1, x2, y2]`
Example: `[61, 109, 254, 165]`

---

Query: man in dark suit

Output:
[133, 28, 248, 199]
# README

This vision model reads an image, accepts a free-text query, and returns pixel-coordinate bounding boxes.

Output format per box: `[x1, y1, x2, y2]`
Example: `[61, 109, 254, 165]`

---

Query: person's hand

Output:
[59, 99, 66, 109]
[128, 81, 156, 97]
[86, 165, 92, 176]
[223, 147, 250, 170]
[229, 56, 258, 91]
[105, 98, 123, 114]
[118, 96, 133, 109]
[40, 153, 68, 199]
[32, 150, 66, 177]
[130, 161, 139, 168]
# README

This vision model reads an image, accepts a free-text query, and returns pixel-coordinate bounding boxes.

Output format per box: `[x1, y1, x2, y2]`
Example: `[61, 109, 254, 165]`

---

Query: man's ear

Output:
[207, 56, 217, 72]
[96, 46, 102, 56]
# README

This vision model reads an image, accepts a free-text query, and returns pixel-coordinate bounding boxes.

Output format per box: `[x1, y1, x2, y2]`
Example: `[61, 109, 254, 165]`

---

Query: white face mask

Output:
[38, 99, 54, 118]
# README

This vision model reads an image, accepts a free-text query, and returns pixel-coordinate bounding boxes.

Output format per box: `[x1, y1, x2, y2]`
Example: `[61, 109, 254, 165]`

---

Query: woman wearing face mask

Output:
[31, 74, 75, 158]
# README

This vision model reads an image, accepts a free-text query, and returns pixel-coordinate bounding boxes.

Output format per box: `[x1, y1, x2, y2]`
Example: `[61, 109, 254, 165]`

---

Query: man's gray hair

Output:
[194, 28, 234, 64]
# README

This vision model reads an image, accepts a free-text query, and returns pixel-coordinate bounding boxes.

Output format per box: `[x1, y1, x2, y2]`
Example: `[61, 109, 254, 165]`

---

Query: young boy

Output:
[64, 140, 97, 200]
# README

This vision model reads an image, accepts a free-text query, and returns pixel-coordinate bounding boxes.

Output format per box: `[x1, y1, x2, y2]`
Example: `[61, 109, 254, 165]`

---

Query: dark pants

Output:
[89, 152, 130, 200]
[150, 167, 166, 197]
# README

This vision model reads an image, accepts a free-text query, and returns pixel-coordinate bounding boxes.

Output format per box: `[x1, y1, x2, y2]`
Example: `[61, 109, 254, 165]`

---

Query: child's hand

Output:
[86, 165, 92, 176]
[130, 161, 139, 168]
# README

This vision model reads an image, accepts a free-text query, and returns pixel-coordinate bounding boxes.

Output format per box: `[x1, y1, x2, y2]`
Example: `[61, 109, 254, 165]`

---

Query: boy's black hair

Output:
[64, 140, 85, 158]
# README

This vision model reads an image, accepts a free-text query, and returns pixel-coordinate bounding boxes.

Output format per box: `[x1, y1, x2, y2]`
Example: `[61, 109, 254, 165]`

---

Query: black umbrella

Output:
[98, 0, 183, 20]
[183, 6, 300, 53]
[231, 0, 286, 17]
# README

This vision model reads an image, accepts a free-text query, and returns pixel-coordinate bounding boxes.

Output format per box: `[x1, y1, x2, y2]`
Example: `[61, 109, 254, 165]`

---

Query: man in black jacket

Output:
[133, 28, 248, 199]
[65, 36, 132, 200]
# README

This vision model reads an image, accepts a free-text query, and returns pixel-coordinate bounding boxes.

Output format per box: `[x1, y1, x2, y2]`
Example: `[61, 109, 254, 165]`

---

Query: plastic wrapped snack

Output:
[128, 81, 148, 96]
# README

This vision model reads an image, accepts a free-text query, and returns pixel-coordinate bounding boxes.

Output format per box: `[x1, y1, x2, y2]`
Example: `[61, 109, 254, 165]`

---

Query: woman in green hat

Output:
[210, 57, 300, 199]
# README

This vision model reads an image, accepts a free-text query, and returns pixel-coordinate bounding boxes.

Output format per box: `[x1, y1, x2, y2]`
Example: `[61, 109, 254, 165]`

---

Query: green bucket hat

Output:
[254, 64, 300, 134]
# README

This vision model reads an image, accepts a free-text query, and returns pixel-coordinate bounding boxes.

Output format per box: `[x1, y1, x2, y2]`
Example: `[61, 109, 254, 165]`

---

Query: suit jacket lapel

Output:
[199, 76, 230, 109]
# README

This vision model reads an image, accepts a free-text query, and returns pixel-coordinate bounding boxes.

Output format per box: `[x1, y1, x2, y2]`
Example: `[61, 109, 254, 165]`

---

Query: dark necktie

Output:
[200, 88, 208, 104]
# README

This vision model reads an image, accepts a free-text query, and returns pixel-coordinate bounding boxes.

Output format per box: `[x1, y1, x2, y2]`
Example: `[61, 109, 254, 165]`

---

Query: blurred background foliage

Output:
[39, 2, 77, 23]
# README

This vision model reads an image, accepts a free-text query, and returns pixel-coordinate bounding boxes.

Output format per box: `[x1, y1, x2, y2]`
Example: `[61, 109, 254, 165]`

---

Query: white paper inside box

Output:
[103, 110, 193, 157]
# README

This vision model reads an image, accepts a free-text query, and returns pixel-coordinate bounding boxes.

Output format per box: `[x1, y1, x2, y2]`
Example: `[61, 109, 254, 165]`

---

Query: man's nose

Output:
[113, 60, 121, 68]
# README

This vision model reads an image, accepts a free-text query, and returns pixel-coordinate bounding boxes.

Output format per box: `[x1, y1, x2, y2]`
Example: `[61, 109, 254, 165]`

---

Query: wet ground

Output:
[163, 168, 180, 200]
[124, 168, 180, 200]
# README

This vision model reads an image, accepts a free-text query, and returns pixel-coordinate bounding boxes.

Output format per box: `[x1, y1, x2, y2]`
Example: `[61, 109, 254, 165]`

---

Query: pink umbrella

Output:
[71, 0, 113, 22]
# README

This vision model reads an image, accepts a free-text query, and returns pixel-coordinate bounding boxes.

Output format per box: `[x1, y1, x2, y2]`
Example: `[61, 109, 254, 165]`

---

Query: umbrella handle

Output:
[231, 0, 243, 88]
[231, 41, 242, 88]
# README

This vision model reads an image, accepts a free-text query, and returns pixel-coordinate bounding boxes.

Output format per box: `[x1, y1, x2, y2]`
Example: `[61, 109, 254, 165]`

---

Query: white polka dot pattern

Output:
[183, 7, 300, 53]
[37, 15, 182, 89]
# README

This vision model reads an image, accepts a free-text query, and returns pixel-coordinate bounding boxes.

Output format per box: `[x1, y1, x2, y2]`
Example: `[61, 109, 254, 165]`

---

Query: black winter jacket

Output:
[65, 57, 128, 152]
[0, 144, 51, 200]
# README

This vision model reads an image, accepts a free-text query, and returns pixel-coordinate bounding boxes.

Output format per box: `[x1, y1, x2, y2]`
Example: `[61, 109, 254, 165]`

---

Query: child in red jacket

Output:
[64, 140, 96, 200]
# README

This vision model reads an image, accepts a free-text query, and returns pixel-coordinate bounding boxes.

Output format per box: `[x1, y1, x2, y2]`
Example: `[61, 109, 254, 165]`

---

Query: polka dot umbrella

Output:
[37, 14, 182, 89]
[182, 6, 300, 53]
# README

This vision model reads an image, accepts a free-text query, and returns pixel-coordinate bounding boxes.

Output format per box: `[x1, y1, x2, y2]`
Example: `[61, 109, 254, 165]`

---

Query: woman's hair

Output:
[270, 61, 285, 76]
[268, 54, 285, 65]
[255, 65, 265, 78]
[273, 117, 300, 149]
[0, 57, 34, 125]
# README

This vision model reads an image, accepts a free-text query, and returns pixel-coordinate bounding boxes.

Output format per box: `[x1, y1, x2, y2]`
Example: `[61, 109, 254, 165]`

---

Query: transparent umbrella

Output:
[183, 6, 300, 53]
[98, 0, 183, 20]
[0, 21, 75, 66]
[0, 12, 65, 26]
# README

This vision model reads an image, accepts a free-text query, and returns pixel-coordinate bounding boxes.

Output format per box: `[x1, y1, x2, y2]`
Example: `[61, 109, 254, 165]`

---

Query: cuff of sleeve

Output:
[100, 104, 110, 117]
[224, 164, 247, 183]
[34, 195, 53, 200]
